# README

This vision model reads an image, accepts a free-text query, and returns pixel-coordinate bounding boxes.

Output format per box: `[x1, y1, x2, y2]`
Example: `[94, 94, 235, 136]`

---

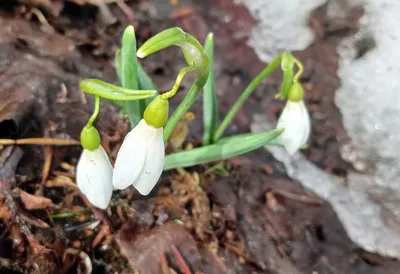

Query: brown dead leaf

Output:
[0, 201, 11, 221]
[169, 112, 195, 150]
[19, 189, 53, 210]
[115, 221, 224, 274]
[20, 211, 50, 228]
[0, 16, 123, 142]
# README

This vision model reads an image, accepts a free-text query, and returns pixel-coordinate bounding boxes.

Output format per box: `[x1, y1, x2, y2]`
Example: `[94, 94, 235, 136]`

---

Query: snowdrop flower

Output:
[276, 83, 310, 155]
[113, 96, 168, 195]
[76, 126, 113, 209]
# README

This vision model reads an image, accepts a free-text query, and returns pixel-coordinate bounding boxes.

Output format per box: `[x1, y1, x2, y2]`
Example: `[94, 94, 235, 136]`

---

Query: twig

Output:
[37, 146, 53, 195]
[0, 138, 80, 146]
[171, 245, 191, 274]
[159, 252, 170, 274]
[225, 243, 263, 269]
[92, 224, 110, 248]
[30, 8, 55, 34]
[46, 177, 78, 190]
[271, 189, 323, 205]
[116, 1, 134, 21]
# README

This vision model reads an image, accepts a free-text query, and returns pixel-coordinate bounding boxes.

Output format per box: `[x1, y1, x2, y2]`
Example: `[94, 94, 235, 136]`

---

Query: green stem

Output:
[213, 55, 282, 141]
[163, 83, 202, 141]
[161, 66, 196, 100]
[87, 95, 100, 127]
[293, 58, 304, 83]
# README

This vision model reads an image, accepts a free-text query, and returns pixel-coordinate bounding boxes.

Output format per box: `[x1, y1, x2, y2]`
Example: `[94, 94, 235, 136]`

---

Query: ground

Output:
[0, 0, 398, 273]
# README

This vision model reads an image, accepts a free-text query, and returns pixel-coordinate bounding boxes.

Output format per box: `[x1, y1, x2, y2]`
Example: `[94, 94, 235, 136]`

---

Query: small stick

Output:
[0, 138, 80, 146]
[159, 252, 170, 274]
[171, 245, 191, 274]
[37, 146, 53, 195]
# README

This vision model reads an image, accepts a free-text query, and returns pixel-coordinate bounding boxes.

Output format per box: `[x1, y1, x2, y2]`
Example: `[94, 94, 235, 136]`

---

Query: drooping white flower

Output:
[112, 119, 165, 195]
[76, 145, 113, 209]
[276, 99, 311, 155]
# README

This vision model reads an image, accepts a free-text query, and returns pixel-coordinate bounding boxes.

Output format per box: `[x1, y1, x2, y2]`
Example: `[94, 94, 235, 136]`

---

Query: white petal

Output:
[132, 126, 164, 195]
[112, 119, 151, 190]
[76, 146, 113, 209]
[276, 100, 310, 155]
[299, 100, 311, 146]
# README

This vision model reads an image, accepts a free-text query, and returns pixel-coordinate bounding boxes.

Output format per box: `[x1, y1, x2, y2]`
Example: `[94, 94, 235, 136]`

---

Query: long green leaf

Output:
[202, 33, 218, 146]
[137, 27, 186, 58]
[163, 129, 283, 170]
[120, 26, 143, 126]
[138, 63, 158, 105]
[80, 79, 156, 100]
[115, 49, 122, 83]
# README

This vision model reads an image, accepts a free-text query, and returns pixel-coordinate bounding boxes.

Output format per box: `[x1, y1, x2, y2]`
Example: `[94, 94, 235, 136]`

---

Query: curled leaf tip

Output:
[137, 27, 209, 87]
[137, 27, 186, 58]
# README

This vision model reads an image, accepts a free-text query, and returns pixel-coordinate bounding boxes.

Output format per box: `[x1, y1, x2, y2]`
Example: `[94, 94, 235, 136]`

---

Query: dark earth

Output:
[0, 0, 398, 273]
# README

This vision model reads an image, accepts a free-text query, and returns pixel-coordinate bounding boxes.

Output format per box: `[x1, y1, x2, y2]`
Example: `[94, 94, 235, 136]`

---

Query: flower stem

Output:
[213, 55, 282, 142]
[161, 66, 196, 100]
[163, 83, 202, 141]
[87, 95, 100, 128]
[293, 58, 304, 83]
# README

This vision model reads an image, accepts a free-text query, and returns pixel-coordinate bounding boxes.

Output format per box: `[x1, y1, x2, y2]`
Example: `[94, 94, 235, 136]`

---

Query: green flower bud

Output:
[143, 96, 169, 128]
[288, 83, 304, 102]
[81, 126, 101, 151]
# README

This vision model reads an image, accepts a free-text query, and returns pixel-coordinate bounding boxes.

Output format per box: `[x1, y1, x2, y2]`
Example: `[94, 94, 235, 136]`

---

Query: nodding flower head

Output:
[77, 126, 113, 209]
[276, 84, 310, 155]
[112, 96, 168, 195]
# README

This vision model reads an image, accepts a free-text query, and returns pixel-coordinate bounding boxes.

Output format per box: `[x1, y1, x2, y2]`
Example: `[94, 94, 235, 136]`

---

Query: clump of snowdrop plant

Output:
[76, 25, 310, 209]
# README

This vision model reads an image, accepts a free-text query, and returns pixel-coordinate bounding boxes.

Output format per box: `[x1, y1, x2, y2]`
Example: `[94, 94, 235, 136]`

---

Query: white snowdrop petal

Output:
[76, 146, 113, 209]
[132, 127, 165, 195]
[277, 100, 310, 155]
[299, 100, 311, 146]
[112, 119, 149, 190]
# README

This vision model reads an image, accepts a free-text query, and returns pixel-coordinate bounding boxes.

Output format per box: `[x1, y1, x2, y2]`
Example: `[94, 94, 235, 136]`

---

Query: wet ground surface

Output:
[0, 0, 398, 273]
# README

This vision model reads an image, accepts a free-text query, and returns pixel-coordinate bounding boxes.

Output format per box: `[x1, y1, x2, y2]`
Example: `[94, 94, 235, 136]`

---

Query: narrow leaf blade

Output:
[138, 63, 158, 105]
[202, 33, 218, 146]
[137, 27, 186, 58]
[163, 129, 283, 170]
[121, 26, 142, 126]
[80, 79, 156, 101]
